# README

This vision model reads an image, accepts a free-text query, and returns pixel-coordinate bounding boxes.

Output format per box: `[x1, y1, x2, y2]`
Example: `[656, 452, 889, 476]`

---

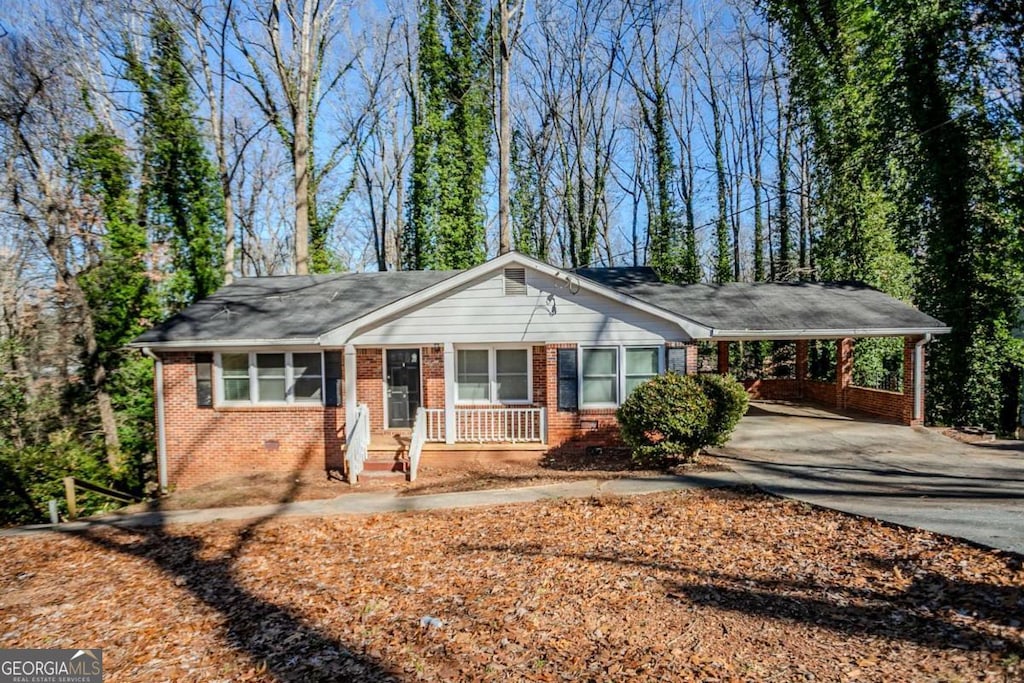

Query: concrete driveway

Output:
[716, 402, 1024, 554]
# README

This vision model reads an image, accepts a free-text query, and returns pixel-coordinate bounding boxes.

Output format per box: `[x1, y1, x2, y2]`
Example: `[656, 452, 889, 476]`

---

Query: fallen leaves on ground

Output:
[1, 487, 1021, 682]
[119, 450, 717, 512]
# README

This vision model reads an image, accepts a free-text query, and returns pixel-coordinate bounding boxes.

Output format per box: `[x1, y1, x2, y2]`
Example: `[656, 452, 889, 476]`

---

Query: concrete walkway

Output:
[1, 472, 741, 537]
[716, 401, 1024, 555]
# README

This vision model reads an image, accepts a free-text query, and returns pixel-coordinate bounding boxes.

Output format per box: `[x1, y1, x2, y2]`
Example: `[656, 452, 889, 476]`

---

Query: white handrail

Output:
[423, 407, 545, 443]
[408, 407, 426, 481]
[345, 403, 370, 484]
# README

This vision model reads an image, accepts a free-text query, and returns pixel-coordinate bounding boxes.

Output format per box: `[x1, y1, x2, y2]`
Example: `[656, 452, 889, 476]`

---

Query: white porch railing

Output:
[345, 403, 370, 484]
[424, 407, 546, 443]
[408, 407, 426, 482]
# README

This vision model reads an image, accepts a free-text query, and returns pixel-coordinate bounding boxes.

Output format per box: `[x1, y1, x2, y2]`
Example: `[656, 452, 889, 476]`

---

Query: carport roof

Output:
[575, 267, 950, 339]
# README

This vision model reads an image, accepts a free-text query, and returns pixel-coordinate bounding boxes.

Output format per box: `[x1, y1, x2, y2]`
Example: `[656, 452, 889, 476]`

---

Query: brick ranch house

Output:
[131, 252, 950, 490]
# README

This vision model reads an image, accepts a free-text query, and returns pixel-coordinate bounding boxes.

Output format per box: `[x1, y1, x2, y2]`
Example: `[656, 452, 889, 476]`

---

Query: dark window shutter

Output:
[556, 348, 578, 412]
[324, 352, 343, 406]
[195, 353, 213, 407]
[667, 347, 688, 374]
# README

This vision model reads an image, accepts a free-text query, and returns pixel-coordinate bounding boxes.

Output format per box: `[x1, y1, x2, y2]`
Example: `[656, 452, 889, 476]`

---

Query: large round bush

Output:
[694, 373, 750, 447]
[616, 372, 749, 466]
[615, 372, 713, 464]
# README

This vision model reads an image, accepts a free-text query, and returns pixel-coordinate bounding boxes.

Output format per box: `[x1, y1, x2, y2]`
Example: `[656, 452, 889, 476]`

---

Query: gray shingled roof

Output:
[133, 270, 458, 344]
[133, 262, 947, 346]
[577, 267, 947, 335]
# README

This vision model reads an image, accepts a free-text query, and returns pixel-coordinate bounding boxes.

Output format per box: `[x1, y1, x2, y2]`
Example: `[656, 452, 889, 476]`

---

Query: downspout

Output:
[141, 347, 168, 492]
[913, 334, 933, 423]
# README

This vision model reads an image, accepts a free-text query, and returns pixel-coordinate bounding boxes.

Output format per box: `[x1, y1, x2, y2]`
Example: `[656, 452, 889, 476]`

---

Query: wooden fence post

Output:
[63, 477, 77, 520]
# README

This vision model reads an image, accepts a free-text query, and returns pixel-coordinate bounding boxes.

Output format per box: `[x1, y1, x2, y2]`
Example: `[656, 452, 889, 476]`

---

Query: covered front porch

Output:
[340, 344, 554, 483]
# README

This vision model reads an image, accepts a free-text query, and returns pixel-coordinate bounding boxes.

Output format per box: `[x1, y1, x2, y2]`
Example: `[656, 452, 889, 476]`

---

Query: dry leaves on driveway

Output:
[1, 487, 1021, 682]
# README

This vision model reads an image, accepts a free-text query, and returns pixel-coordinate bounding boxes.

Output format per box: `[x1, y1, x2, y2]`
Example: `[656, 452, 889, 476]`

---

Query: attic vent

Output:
[503, 267, 527, 295]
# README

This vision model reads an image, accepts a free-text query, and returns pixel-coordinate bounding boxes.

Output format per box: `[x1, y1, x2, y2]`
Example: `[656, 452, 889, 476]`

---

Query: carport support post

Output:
[795, 340, 808, 398]
[717, 341, 730, 375]
[836, 337, 854, 410]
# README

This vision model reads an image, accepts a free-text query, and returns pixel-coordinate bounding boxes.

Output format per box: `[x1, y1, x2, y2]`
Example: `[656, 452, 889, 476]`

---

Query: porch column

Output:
[717, 341, 730, 375]
[443, 342, 456, 444]
[344, 345, 357, 440]
[836, 337, 853, 410]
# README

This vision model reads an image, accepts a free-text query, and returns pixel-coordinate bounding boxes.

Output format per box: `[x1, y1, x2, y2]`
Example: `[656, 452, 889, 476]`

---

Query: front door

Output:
[386, 349, 421, 428]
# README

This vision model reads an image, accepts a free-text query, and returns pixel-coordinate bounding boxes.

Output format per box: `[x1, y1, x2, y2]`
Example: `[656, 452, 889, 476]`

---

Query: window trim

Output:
[579, 346, 620, 409]
[624, 346, 662, 397]
[214, 350, 326, 407]
[579, 345, 666, 409]
[454, 345, 533, 405]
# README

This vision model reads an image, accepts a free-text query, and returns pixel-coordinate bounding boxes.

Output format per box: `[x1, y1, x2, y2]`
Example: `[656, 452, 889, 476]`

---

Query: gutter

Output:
[127, 337, 319, 350]
[914, 333, 933, 423]
[707, 326, 952, 341]
[140, 347, 168, 492]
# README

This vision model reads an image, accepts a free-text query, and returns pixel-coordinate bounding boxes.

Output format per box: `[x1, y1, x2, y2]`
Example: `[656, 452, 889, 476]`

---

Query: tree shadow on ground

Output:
[62, 447, 397, 683]
[457, 527, 1024, 656]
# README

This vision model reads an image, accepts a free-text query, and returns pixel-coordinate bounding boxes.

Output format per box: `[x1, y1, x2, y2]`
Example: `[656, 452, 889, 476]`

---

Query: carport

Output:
[697, 284, 951, 425]
[599, 278, 953, 426]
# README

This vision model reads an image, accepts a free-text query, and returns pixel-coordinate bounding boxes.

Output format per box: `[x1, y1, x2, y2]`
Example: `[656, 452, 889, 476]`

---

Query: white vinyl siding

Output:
[350, 269, 683, 346]
[456, 347, 531, 404]
[216, 351, 324, 405]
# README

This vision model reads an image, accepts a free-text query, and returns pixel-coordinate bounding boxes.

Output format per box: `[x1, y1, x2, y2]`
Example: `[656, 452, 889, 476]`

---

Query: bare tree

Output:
[0, 35, 122, 464]
[232, 0, 357, 274]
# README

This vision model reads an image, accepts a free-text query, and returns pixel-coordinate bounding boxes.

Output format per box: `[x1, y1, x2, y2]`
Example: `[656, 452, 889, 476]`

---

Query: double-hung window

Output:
[624, 347, 660, 395]
[217, 351, 324, 405]
[581, 346, 663, 407]
[456, 347, 531, 403]
[581, 348, 618, 406]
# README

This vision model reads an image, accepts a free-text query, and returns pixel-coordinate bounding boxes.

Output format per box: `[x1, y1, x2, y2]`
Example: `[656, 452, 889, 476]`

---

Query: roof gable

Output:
[319, 252, 712, 345]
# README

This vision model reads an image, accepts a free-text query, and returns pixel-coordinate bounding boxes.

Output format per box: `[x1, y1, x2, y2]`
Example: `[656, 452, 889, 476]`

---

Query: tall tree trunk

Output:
[497, 0, 512, 255]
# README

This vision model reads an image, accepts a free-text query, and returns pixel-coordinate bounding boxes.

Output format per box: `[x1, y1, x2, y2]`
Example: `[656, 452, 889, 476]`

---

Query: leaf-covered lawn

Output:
[2, 488, 1021, 682]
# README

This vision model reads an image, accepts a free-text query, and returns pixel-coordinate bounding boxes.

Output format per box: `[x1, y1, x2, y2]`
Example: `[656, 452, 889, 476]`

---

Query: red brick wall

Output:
[543, 343, 622, 448]
[845, 386, 906, 422]
[532, 345, 547, 405]
[742, 378, 802, 400]
[356, 348, 385, 432]
[422, 346, 444, 410]
[160, 351, 344, 489]
[803, 380, 837, 406]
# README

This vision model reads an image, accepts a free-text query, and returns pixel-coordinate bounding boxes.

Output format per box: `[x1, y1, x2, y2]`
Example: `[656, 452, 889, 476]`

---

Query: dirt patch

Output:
[2, 488, 1020, 682]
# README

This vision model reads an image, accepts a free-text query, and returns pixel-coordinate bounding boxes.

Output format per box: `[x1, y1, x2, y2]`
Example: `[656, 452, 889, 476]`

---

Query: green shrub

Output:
[694, 373, 750, 447]
[0, 430, 111, 526]
[616, 372, 749, 467]
[616, 372, 713, 465]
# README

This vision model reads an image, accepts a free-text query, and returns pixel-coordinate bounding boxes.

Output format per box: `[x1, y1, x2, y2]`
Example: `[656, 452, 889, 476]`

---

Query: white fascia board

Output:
[127, 337, 320, 350]
[318, 251, 712, 346]
[707, 326, 952, 341]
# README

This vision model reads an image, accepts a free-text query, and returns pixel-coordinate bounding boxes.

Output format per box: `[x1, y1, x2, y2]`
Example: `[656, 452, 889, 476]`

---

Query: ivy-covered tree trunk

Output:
[126, 13, 224, 306]
[404, 0, 490, 271]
